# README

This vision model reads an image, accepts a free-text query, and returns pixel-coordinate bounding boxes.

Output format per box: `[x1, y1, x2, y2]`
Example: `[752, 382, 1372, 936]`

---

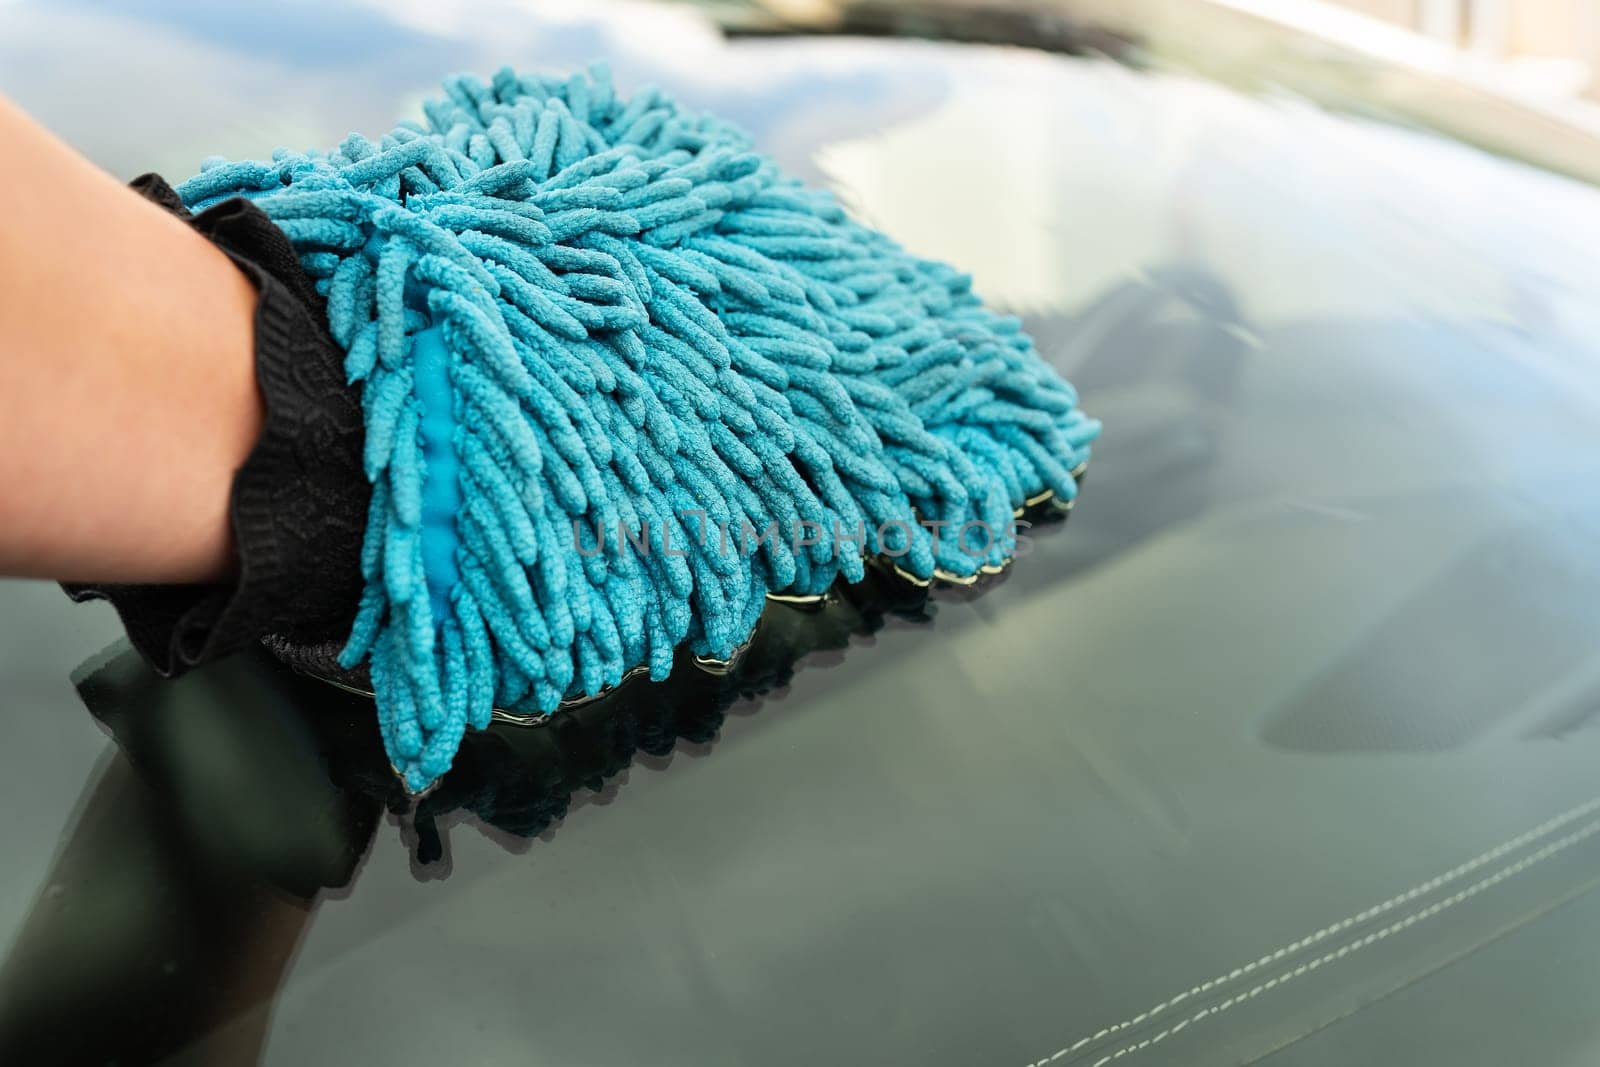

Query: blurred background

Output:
[685, 0, 1600, 183]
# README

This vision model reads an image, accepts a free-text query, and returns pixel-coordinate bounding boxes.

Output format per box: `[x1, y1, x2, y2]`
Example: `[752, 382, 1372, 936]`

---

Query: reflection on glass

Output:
[0, 532, 1103, 1062]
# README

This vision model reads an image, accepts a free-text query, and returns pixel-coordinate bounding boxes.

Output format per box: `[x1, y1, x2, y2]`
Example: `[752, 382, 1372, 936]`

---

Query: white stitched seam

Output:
[1020, 791, 1600, 1067]
[1079, 816, 1600, 1067]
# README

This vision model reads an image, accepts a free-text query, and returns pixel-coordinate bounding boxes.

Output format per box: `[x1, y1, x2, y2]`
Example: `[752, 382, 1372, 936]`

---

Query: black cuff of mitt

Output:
[64, 173, 369, 676]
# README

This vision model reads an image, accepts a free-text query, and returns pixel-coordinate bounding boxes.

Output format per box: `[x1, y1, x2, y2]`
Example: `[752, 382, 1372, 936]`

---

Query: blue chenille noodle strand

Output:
[178, 65, 1101, 792]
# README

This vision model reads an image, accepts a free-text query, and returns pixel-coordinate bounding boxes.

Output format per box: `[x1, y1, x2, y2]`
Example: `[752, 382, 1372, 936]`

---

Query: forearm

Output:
[0, 95, 262, 583]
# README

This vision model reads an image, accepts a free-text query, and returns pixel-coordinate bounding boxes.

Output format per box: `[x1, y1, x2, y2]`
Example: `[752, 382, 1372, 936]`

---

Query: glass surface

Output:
[5, 2, 1600, 1064]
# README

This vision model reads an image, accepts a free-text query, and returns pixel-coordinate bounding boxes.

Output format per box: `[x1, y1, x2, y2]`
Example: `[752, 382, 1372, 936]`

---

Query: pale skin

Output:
[0, 95, 262, 584]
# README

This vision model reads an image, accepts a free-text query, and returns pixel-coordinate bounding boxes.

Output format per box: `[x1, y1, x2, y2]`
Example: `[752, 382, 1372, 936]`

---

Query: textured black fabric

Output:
[65, 174, 368, 675]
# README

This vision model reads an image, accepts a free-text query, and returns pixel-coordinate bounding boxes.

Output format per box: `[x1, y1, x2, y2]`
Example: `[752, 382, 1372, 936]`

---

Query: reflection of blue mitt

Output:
[181, 65, 1100, 791]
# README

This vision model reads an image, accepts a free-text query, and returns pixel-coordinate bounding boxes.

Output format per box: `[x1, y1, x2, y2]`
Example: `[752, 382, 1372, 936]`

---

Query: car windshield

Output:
[5, 2, 1600, 1065]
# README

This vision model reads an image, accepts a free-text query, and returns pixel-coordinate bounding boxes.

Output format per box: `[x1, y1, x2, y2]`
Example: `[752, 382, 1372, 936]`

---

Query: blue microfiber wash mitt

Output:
[179, 65, 1100, 792]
